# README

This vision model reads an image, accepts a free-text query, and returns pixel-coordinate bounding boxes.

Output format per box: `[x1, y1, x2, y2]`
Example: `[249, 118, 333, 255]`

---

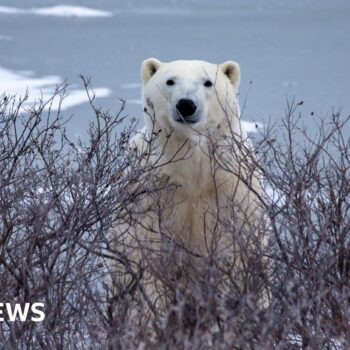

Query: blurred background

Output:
[0, 0, 349, 138]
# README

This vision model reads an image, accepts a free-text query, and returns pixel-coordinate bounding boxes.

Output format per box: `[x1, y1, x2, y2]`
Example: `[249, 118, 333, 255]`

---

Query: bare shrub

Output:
[256, 102, 350, 349]
[0, 81, 140, 348]
[0, 82, 349, 349]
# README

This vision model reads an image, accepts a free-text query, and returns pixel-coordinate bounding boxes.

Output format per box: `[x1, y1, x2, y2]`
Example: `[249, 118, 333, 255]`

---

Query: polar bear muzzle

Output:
[175, 98, 199, 124]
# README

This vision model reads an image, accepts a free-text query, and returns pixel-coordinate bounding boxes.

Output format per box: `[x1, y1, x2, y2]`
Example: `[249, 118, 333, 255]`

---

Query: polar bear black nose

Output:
[176, 98, 197, 118]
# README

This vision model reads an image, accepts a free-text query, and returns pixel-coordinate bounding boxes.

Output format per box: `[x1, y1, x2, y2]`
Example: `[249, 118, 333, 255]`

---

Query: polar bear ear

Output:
[141, 58, 162, 84]
[220, 61, 241, 88]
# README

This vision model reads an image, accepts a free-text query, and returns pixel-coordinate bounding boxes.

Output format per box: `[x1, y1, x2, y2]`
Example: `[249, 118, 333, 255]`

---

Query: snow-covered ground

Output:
[0, 5, 112, 18]
[0, 67, 111, 111]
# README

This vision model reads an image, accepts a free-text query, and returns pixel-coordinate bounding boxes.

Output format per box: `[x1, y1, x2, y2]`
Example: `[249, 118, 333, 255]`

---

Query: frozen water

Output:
[241, 120, 263, 133]
[0, 0, 349, 138]
[0, 5, 112, 18]
[0, 66, 111, 111]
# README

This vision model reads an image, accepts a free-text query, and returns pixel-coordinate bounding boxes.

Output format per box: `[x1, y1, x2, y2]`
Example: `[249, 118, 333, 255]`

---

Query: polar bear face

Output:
[141, 59, 241, 139]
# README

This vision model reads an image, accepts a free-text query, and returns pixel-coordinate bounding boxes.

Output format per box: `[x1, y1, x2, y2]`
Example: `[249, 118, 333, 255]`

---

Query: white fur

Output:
[110, 59, 264, 310]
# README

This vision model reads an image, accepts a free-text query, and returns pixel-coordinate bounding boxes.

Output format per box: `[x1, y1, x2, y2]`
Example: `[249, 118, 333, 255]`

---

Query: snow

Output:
[0, 66, 112, 111]
[241, 120, 263, 133]
[0, 5, 112, 18]
[0, 67, 60, 95]
[265, 185, 285, 206]
[0, 6, 25, 14]
[32, 6, 112, 18]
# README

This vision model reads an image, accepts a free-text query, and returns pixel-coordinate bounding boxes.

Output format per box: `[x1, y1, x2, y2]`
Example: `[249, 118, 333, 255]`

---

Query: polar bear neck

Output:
[155, 131, 231, 197]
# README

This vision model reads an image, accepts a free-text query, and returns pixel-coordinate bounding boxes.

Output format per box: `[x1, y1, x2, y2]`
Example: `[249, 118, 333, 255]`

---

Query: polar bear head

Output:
[141, 59, 241, 139]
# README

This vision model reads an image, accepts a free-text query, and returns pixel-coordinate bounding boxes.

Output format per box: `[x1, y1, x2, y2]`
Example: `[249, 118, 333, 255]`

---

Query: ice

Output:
[0, 5, 112, 18]
[47, 87, 111, 110]
[241, 120, 263, 133]
[0, 6, 25, 14]
[265, 186, 285, 206]
[32, 5, 112, 18]
[0, 67, 111, 111]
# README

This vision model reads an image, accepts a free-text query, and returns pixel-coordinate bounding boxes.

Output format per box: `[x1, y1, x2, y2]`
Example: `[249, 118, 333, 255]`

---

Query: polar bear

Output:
[110, 58, 266, 314]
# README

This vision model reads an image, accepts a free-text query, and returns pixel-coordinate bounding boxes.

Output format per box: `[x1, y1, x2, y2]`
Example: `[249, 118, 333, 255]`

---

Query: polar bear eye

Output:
[204, 80, 213, 88]
[166, 79, 175, 86]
